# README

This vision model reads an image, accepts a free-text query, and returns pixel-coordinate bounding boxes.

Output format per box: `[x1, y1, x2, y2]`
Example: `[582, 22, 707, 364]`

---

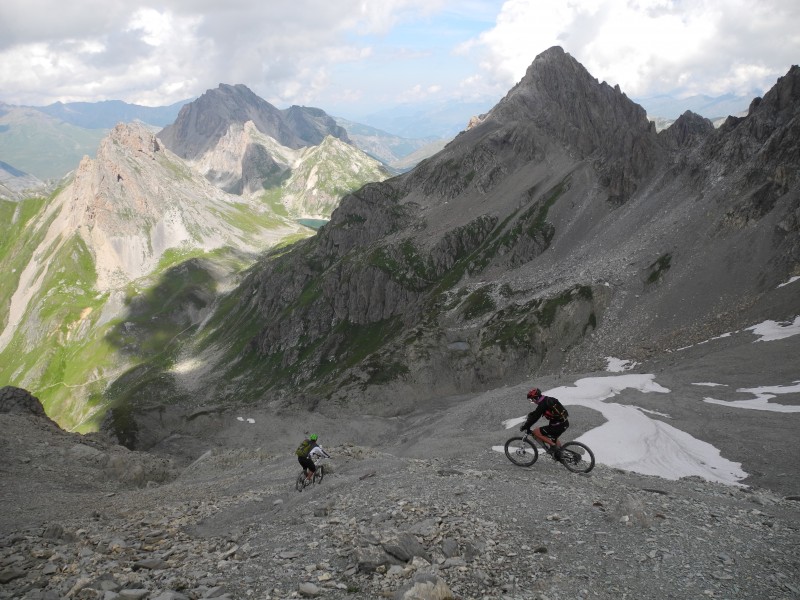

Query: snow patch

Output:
[703, 381, 800, 412]
[746, 316, 800, 342]
[499, 374, 747, 486]
[605, 357, 638, 372]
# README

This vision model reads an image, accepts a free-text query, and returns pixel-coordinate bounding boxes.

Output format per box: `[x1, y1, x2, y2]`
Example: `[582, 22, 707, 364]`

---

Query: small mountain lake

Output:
[297, 218, 328, 230]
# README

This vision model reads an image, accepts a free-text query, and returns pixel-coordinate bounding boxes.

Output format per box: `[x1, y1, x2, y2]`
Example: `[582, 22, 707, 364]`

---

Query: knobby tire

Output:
[559, 441, 595, 473]
[504, 437, 539, 467]
[314, 465, 325, 484]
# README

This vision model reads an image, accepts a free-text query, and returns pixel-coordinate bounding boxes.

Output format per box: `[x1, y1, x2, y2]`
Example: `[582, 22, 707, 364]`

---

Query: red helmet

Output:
[527, 388, 543, 402]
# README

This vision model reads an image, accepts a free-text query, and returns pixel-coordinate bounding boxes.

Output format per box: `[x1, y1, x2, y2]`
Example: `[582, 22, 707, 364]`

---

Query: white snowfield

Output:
[496, 317, 800, 487]
[746, 315, 800, 341]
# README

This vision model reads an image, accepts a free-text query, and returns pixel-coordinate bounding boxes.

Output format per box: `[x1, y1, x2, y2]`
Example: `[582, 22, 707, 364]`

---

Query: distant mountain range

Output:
[0, 90, 754, 185]
[36, 98, 190, 129]
[633, 92, 752, 120]
[0, 96, 449, 184]
[356, 99, 498, 139]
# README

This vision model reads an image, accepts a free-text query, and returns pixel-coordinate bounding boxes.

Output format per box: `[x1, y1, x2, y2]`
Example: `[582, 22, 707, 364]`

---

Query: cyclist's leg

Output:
[299, 456, 315, 480]
[533, 426, 558, 449]
[539, 421, 568, 448]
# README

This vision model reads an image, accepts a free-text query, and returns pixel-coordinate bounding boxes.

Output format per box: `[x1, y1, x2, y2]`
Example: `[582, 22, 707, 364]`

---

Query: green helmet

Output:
[309, 434, 318, 441]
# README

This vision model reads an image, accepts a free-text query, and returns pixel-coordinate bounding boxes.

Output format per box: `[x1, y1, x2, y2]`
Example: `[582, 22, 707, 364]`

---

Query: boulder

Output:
[0, 386, 47, 416]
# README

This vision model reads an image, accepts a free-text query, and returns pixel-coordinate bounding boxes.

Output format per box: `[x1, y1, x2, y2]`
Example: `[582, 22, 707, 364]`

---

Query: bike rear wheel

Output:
[295, 472, 307, 492]
[504, 437, 539, 467]
[314, 465, 325, 484]
[559, 441, 595, 473]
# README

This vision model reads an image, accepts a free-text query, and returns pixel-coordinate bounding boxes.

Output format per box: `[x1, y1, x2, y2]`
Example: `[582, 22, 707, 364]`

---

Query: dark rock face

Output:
[283, 105, 351, 147]
[0, 386, 47, 417]
[658, 110, 714, 150]
[158, 83, 350, 160]
[487, 46, 663, 204]
[206, 51, 799, 410]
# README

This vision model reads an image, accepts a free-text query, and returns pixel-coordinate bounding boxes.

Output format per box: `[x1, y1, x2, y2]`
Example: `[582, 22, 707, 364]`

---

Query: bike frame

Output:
[522, 431, 557, 451]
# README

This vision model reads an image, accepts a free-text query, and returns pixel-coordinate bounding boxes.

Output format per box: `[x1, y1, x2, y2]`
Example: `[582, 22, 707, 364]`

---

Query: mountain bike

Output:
[295, 456, 326, 492]
[504, 431, 595, 473]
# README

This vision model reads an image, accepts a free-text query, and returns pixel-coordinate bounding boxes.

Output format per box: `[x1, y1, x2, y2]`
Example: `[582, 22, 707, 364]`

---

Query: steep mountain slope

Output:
[0, 122, 307, 429]
[279, 135, 391, 218]
[163, 47, 798, 415]
[0, 160, 46, 201]
[183, 119, 388, 217]
[158, 84, 350, 160]
[2, 331, 799, 600]
[157, 84, 388, 217]
[1, 88, 393, 431]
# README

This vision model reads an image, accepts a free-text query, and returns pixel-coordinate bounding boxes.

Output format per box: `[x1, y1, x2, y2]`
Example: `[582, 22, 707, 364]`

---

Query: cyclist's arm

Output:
[310, 446, 330, 459]
[521, 406, 544, 430]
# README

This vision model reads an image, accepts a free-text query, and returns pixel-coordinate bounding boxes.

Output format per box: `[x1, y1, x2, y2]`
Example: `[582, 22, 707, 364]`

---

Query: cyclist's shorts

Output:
[541, 420, 569, 440]
[298, 455, 316, 471]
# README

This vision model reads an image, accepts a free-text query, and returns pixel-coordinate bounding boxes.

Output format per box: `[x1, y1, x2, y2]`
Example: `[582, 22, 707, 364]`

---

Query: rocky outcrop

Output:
[658, 110, 714, 150]
[0, 385, 47, 417]
[0, 387, 176, 505]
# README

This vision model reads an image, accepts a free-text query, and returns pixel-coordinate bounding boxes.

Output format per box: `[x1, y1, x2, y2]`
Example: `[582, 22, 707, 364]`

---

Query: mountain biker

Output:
[519, 388, 569, 458]
[296, 434, 330, 481]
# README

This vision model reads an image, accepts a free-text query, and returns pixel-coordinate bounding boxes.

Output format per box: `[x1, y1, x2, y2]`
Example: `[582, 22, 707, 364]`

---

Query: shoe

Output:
[551, 448, 563, 460]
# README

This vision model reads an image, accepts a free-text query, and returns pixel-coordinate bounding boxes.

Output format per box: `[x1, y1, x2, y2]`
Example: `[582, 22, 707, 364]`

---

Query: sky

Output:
[495, 315, 800, 486]
[1, 0, 799, 120]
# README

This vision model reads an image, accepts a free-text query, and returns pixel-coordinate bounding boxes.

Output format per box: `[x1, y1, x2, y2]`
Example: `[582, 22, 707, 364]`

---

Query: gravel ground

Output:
[1, 329, 798, 599]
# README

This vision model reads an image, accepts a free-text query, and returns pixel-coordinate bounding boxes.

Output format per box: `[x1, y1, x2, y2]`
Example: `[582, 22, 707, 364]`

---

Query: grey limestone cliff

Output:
[202, 47, 800, 411]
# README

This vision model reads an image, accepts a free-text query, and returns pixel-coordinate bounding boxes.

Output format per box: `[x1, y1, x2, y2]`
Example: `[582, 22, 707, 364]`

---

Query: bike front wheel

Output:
[314, 465, 325, 484]
[559, 441, 595, 473]
[504, 437, 539, 467]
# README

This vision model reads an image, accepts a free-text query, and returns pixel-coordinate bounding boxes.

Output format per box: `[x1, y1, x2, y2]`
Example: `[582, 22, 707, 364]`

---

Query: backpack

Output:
[295, 439, 312, 457]
[543, 398, 569, 422]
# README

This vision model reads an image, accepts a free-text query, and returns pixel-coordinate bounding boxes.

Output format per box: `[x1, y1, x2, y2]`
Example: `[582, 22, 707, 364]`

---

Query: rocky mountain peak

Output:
[485, 46, 662, 203]
[211, 55, 800, 415]
[108, 121, 162, 156]
[752, 64, 800, 118]
[158, 84, 350, 161]
[687, 64, 800, 222]
[657, 110, 714, 150]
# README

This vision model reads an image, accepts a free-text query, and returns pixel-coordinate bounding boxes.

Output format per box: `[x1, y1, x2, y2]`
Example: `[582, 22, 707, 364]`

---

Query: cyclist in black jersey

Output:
[519, 388, 570, 458]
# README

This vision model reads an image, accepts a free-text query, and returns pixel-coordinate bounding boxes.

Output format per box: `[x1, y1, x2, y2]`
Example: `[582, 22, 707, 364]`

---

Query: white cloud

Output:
[0, 0, 796, 112]
[0, 0, 441, 106]
[468, 0, 800, 99]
